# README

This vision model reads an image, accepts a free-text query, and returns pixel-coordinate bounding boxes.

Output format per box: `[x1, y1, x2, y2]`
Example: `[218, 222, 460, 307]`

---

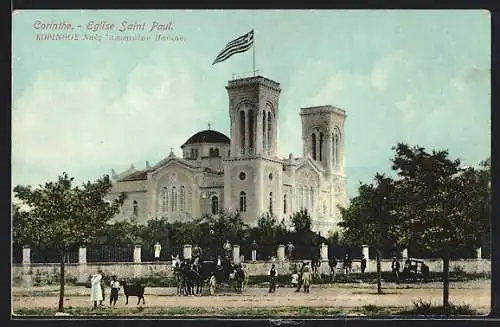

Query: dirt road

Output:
[12, 279, 490, 314]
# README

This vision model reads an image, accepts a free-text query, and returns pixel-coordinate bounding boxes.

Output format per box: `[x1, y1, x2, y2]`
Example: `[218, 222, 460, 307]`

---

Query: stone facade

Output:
[107, 75, 347, 235]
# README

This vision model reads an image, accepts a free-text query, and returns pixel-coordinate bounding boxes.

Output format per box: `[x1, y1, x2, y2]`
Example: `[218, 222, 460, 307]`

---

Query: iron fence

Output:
[12, 244, 23, 264]
[31, 248, 79, 264]
[141, 245, 183, 262]
[87, 247, 133, 263]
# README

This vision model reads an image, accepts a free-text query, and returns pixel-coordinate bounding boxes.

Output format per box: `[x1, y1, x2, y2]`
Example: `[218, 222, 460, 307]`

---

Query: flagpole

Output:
[253, 29, 256, 76]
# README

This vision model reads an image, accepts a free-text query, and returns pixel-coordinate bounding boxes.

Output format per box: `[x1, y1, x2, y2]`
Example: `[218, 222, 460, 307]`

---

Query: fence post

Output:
[22, 245, 32, 287]
[476, 247, 482, 260]
[78, 247, 87, 264]
[233, 245, 240, 264]
[77, 247, 87, 283]
[183, 244, 192, 260]
[134, 244, 142, 263]
[320, 243, 328, 261]
[22, 245, 31, 265]
[277, 244, 285, 262]
[402, 248, 408, 260]
[361, 245, 370, 273]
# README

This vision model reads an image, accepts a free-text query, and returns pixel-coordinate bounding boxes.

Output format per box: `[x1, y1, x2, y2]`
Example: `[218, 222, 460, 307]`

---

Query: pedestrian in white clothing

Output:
[154, 242, 162, 263]
[90, 269, 104, 309]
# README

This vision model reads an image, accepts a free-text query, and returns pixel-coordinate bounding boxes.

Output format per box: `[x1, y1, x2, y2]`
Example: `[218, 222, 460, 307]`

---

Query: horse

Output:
[232, 266, 246, 293]
[171, 255, 185, 296]
[189, 260, 206, 296]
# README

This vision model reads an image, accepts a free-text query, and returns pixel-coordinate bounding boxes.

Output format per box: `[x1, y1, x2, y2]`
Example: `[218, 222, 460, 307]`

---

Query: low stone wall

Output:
[12, 259, 490, 287]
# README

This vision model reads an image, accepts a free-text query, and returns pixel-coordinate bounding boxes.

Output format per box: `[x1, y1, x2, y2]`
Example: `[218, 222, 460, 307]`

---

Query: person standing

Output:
[154, 242, 162, 263]
[223, 240, 232, 258]
[90, 269, 103, 310]
[295, 261, 306, 292]
[268, 264, 278, 293]
[100, 272, 106, 306]
[251, 240, 258, 261]
[392, 257, 401, 284]
[209, 272, 217, 295]
[291, 270, 299, 288]
[344, 254, 352, 275]
[286, 242, 295, 261]
[360, 255, 367, 276]
[329, 257, 337, 282]
[109, 275, 120, 307]
[302, 262, 312, 293]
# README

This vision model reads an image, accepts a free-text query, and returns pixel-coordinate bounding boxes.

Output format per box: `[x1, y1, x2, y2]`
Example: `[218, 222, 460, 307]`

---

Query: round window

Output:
[239, 172, 246, 180]
[269, 173, 273, 181]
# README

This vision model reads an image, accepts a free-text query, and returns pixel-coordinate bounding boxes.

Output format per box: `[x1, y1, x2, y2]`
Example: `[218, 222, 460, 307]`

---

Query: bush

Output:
[398, 299, 480, 316]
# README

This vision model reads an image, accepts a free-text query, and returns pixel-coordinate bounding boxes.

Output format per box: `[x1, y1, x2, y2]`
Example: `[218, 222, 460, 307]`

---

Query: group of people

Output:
[327, 254, 367, 280]
[89, 269, 121, 309]
[267, 261, 312, 293]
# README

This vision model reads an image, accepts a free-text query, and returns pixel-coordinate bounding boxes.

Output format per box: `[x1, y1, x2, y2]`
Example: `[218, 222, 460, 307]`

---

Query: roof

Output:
[119, 170, 148, 181]
[181, 129, 230, 148]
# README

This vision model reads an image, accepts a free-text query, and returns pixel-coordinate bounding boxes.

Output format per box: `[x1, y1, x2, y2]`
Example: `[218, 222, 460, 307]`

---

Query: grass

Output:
[13, 306, 345, 317]
[12, 301, 483, 317]
[397, 299, 481, 316]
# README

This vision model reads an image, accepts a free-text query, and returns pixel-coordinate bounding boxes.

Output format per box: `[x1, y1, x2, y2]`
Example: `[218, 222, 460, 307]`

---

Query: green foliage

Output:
[13, 173, 125, 251]
[398, 299, 479, 316]
[338, 173, 397, 252]
[390, 143, 489, 257]
[290, 209, 312, 234]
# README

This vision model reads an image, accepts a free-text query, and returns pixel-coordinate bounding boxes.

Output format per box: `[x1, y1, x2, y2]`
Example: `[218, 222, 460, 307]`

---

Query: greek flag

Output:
[212, 30, 254, 65]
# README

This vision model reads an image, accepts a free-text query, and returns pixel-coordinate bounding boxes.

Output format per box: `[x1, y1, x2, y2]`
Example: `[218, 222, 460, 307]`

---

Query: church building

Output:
[107, 75, 348, 235]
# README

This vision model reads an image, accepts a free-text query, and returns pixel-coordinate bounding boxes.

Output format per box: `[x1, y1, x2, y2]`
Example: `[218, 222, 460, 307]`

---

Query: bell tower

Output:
[226, 76, 281, 158]
[223, 76, 282, 226]
[300, 105, 346, 175]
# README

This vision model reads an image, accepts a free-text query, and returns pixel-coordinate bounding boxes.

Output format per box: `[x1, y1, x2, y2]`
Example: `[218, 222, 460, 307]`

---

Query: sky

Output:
[12, 10, 491, 199]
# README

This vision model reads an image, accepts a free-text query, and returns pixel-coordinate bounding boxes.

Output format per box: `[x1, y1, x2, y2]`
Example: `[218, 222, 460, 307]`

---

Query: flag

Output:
[212, 29, 254, 65]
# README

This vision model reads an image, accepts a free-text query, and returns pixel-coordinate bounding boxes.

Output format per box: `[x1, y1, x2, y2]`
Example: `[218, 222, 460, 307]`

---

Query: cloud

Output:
[395, 94, 415, 121]
[370, 50, 409, 92]
[12, 45, 225, 188]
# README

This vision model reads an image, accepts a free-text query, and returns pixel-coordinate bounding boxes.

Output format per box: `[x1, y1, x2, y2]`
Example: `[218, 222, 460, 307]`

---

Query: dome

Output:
[181, 129, 230, 148]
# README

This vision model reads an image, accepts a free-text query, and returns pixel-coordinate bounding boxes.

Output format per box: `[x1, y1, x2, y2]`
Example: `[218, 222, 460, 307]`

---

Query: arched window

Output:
[248, 109, 254, 151]
[239, 111, 246, 154]
[262, 110, 266, 150]
[211, 196, 219, 215]
[161, 186, 169, 212]
[283, 194, 287, 214]
[172, 186, 177, 212]
[267, 112, 272, 151]
[312, 133, 317, 160]
[133, 200, 138, 217]
[319, 132, 324, 162]
[239, 191, 247, 212]
[302, 186, 309, 209]
[269, 192, 273, 214]
[335, 134, 340, 168]
[179, 186, 185, 212]
[214, 148, 219, 157]
[310, 187, 314, 212]
[333, 134, 338, 168]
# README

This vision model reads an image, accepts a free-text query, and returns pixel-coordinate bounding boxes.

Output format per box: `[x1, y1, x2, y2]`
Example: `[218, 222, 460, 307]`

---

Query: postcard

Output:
[11, 9, 491, 318]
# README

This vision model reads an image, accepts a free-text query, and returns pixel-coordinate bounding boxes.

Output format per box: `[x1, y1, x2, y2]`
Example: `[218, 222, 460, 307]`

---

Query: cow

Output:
[121, 281, 145, 305]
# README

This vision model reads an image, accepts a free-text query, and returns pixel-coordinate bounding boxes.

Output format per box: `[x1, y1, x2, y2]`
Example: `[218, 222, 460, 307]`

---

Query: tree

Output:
[390, 143, 490, 312]
[256, 213, 279, 246]
[338, 173, 397, 294]
[13, 173, 125, 312]
[290, 209, 312, 234]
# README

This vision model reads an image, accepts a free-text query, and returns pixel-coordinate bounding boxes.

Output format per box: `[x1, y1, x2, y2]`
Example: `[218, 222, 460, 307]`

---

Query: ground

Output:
[12, 279, 490, 316]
